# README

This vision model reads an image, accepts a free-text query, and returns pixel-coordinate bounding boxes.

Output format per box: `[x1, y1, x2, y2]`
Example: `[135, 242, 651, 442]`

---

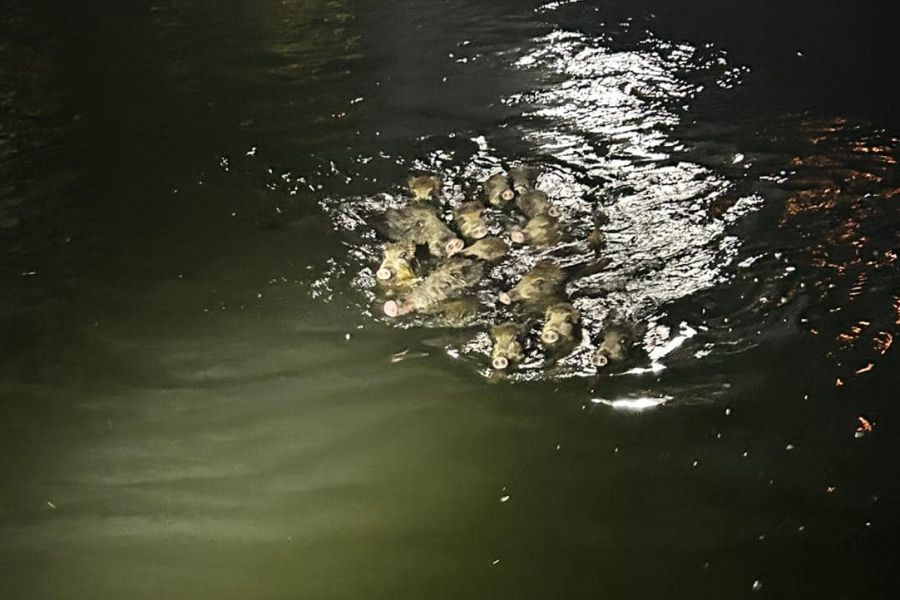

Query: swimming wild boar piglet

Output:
[515, 190, 560, 219]
[453, 202, 489, 240]
[459, 236, 509, 262]
[484, 173, 515, 208]
[383, 257, 485, 317]
[407, 174, 442, 201]
[508, 166, 537, 195]
[541, 302, 580, 348]
[592, 322, 640, 368]
[498, 260, 566, 306]
[509, 214, 565, 247]
[490, 322, 527, 370]
[376, 241, 418, 292]
[382, 205, 465, 258]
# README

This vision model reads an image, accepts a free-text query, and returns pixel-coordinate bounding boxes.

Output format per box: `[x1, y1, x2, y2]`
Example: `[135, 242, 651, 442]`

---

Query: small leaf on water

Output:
[390, 350, 429, 363]
[390, 350, 410, 363]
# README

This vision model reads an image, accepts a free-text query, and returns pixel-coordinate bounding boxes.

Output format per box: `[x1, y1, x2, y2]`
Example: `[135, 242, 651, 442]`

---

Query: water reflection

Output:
[0, 16, 70, 242]
[778, 118, 898, 387]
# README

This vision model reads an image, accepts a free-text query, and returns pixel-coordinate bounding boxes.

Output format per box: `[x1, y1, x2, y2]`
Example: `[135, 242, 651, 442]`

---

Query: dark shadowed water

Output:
[1, 1, 898, 598]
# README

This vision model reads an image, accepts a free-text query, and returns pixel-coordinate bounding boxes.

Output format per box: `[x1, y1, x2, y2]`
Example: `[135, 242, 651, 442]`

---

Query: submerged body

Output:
[420, 297, 482, 328]
[498, 260, 566, 307]
[459, 236, 509, 262]
[587, 227, 606, 250]
[508, 166, 537, 195]
[383, 257, 484, 317]
[490, 322, 527, 370]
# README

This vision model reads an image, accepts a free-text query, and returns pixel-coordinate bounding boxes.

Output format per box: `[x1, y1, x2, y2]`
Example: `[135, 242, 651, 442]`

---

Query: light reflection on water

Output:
[776, 117, 899, 387]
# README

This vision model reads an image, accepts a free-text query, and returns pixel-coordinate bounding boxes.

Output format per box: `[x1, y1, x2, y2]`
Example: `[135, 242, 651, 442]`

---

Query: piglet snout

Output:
[446, 237, 465, 256]
[541, 329, 560, 345]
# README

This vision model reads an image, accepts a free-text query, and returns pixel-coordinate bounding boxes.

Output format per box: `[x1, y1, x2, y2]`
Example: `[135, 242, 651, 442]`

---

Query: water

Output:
[1, 0, 898, 598]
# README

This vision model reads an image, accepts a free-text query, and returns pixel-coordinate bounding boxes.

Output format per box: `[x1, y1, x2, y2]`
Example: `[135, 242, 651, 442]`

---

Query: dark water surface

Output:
[1, 0, 898, 598]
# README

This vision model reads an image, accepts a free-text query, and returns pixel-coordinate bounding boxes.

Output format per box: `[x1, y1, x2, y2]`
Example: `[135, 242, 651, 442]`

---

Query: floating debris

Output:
[390, 350, 410, 363]
[390, 349, 429, 364]
[854, 415, 874, 438]
[873, 331, 893, 354]
[855, 362, 874, 374]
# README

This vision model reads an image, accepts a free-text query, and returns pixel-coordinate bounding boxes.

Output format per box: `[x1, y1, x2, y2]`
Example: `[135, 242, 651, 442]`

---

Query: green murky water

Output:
[1, 1, 898, 598]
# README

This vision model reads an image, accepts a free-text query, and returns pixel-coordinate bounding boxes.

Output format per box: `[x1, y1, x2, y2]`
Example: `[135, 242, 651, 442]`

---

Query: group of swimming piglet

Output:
[372, 168, 640, 373]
